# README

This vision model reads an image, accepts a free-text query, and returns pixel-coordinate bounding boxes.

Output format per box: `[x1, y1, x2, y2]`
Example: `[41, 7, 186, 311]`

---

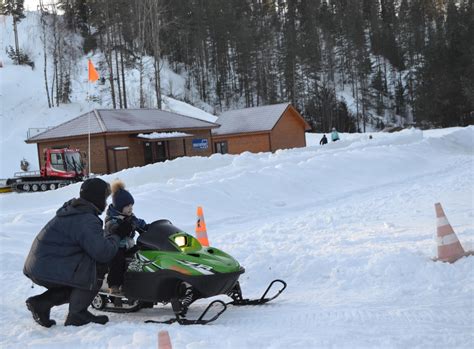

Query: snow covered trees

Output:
[17, 0, 473, 128]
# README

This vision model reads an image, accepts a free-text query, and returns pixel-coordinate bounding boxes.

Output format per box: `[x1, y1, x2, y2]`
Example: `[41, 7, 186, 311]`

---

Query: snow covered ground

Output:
[0, 126, 473, 348]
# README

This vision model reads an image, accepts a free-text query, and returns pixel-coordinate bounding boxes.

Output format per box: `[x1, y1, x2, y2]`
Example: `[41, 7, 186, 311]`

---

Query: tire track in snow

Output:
[214, 305, 472, 329]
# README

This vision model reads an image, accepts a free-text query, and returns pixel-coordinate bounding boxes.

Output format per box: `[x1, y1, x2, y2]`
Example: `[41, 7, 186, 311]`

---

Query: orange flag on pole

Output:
[88, 59, 99, 82]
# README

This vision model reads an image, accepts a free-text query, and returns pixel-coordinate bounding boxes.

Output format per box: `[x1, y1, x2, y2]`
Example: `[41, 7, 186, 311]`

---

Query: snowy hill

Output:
[1, 10, 473, 349]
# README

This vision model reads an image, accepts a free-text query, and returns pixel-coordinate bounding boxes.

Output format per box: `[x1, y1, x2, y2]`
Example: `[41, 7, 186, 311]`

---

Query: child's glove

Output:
[112, 220, 133, 239]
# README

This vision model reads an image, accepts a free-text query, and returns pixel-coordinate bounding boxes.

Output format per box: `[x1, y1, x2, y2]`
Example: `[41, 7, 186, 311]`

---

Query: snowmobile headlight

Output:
[174, 235, 187, 248]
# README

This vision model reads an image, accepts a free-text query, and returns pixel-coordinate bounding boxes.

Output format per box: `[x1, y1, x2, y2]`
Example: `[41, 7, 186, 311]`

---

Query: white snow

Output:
[1, 11, 473, 349]
[0, 126, 473, 348]
[137, 132, 193, 140]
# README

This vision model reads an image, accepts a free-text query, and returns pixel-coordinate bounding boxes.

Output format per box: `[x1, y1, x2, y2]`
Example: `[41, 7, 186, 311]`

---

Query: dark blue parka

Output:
[23, 198, 121, 290]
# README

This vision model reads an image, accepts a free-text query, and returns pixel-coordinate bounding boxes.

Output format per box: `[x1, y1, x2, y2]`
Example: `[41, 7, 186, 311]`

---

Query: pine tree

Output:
[1, 0, 26, 65]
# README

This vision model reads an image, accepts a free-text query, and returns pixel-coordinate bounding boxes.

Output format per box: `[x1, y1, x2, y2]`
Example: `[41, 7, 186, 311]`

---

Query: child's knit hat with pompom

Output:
[111, 179, 134, 212]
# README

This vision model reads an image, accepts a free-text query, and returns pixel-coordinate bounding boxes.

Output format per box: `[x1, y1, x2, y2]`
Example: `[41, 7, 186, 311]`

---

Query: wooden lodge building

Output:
[26, 103, 311, 174]
[212, 103, 310, 154]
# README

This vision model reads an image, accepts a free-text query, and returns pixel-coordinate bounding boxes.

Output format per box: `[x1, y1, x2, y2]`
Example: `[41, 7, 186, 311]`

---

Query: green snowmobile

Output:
[91, 219, 286, 325]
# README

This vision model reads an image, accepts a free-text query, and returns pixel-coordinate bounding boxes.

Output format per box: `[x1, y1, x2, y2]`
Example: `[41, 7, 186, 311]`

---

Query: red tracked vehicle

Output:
[5, 148, 86, 193]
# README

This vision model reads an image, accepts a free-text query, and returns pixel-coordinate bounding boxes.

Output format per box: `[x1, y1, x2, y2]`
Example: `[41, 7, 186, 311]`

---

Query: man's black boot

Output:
[87, 311, 109, 325]
[64, 310, 108, 326]
[25, 296, 56, 328]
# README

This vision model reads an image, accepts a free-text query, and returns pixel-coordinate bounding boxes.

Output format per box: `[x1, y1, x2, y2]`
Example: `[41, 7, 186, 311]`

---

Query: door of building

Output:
[114, 150, 128, 172]
[144, 142, 153, 164]
[108, 147, 129, 173]
[155, 141, 167, 162]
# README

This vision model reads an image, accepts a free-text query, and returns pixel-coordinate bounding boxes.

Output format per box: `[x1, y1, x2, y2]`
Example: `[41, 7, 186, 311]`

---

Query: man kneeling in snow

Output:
[23, 178, 131, 327]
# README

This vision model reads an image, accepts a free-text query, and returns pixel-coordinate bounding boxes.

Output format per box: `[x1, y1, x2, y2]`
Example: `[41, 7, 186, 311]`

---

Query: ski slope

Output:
[0, 127, 473, 348]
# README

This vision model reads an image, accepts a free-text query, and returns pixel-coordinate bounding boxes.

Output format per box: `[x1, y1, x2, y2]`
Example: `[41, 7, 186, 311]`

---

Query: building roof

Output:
[26, 109, 220, 143]
[212, 103, 309, 136]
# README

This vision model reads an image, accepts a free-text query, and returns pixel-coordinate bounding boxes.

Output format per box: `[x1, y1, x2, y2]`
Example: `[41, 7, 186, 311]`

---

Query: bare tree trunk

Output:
[136, 1, 146, 108]
[100, 1, 116, 108]
[50, 9, 59, 107]
[39, 4, 52, 108]
[50, 69, 55, 106]
[55, 33, 61, 107]
[355, 79, 360, 132]
[105, 27, 116, 108]
[155, 58, 162, 109]
[139, 56, 144, 108]
[115, 44, 123, 108]
[13, 18, 20, 64]
[146, 0, 164, 109]
[361, 77, 367, 133]
[120, 38, 127, 108]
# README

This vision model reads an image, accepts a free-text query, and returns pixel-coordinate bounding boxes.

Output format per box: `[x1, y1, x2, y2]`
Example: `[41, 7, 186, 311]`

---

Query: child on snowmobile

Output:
[105, 179, 147, 295]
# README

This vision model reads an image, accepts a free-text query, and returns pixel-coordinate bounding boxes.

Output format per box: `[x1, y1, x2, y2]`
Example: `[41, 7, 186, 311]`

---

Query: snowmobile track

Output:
[217, 306, 473, 328]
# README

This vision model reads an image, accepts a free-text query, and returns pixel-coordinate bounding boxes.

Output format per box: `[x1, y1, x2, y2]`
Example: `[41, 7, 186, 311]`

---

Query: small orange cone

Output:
[158, 330, 172, 349]
[195, 206, 210, 246]
[434, 203, 473, 263]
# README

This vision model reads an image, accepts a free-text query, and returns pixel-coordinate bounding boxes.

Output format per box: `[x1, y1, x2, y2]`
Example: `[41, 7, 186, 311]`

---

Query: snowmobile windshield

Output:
[65, 152, 84, 173]
[137, 219, 194, 252]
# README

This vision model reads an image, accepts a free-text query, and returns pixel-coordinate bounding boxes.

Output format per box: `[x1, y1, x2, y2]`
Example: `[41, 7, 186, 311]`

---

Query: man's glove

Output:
[112, 220, 133, 239]
[135, 223, 149, 235]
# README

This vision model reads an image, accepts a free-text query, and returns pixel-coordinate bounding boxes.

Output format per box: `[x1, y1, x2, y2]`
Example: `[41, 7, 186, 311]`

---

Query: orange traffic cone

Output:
[434, 203, 473, 263]
[195, 206, 210, 246]
[158, 330, 172, 349]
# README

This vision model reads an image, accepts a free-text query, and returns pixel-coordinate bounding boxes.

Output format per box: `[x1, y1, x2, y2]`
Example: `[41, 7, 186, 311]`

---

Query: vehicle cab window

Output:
[50, 153, 64, 171]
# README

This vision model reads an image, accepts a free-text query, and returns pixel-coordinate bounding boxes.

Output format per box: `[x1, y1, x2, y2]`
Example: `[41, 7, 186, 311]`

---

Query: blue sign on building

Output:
[192, 138, 208, 150]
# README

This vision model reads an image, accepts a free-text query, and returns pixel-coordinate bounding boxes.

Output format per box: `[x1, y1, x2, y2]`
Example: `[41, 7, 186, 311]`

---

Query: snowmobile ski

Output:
[228, 279, 287, 306]
[145, 299, 227, 325]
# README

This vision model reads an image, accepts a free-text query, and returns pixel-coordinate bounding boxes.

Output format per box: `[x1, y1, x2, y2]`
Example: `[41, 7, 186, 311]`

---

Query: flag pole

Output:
[87, 59, 99, 177]
[87, 60, 91, 177]
[88, 102, 91, 177]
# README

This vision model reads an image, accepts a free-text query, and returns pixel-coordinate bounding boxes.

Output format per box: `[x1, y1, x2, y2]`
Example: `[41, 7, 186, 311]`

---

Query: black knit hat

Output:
[113, 189, 135, 212]
[80, 178, 111, 213]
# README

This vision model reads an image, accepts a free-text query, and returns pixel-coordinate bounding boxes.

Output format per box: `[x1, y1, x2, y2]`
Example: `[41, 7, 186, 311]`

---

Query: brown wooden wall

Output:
[270, 108, 307, 151]
[212, 133, 271, 154]
[181, 129, 214, 157]
[36, 129, 214, 175]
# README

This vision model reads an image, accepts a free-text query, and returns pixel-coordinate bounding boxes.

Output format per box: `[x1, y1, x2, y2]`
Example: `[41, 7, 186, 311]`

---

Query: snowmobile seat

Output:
[136, 219, 185, 252]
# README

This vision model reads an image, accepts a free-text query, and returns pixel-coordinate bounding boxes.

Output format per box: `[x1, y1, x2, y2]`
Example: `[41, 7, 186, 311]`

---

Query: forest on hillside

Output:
[3, 0, 473, 131]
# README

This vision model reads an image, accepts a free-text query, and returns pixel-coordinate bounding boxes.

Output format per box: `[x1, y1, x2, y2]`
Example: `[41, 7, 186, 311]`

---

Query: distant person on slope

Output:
[319, 134, 328, 145]
[331, 127, 340, 142]
[104, 179, 147, 295]
[23, 178, 132, 327]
